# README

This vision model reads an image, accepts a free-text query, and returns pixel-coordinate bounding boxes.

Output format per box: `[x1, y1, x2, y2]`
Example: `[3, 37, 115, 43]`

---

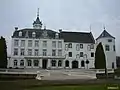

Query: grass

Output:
[0, 79, 120, 90]
[25, 85, 105, 90]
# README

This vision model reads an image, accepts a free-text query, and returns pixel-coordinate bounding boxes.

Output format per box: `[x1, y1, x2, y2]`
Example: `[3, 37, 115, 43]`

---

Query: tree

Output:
[95, 42, 107, 77]
[0, 36, 7, 68]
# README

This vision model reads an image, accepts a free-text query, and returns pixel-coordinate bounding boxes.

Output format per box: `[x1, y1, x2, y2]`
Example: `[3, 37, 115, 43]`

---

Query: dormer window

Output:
[55, 33, 59, 39]
[19, 31, 22, 37]
[68, 43, 72, 48]
[32, 32, 36, 38]
[108, 39, 112, 42]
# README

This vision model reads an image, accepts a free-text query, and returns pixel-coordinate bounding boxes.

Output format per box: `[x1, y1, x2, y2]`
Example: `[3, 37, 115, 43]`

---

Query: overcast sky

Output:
[0, 0, 120, 55]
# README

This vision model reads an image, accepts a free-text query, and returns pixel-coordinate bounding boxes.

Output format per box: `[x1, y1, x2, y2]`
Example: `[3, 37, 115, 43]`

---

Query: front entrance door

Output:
[42, 59, 48, 69]
[72, 61, 78, 68]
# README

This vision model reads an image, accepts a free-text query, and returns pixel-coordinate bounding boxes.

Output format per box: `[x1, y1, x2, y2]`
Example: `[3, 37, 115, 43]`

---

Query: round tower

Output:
[96, 27, 116, 69]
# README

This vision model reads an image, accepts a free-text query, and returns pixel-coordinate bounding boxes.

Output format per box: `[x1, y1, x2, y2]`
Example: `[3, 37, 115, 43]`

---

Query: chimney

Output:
[15, 27, 18, 31]
[59, 29, 62, 32]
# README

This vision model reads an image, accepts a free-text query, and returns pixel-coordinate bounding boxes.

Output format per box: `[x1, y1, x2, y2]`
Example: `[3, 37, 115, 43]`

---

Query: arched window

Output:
[19, 31, 22, 36]
[32, 32, 36, 38]
[65, 60, 69, 67]
[27, 60, 32, 66]
[58, 60, 62, 67]
[51, 60, 56, 67]
[14, 60, 17, 66]
[81, 60, 85, 67]
[34, 60, 39, 66]
[20, 60, 24, 66]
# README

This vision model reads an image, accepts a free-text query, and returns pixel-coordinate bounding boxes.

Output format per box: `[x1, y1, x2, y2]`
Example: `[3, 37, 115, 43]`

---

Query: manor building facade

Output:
[7, 13, 116, 69]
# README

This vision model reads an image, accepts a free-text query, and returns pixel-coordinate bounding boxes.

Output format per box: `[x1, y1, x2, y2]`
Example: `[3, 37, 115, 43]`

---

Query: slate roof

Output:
[59, 31, 95, 43]
[96, 30, 115, 40]
[12, 28, 57, 39]
[12, 29, 95, 43]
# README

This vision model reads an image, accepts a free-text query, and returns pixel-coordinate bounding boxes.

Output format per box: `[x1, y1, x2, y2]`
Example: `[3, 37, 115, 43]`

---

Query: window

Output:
[35, 40, 39, 47]
[43, 41, 47, 47]
[28, 40, 32, 47]
[58, 41, 62, 48]
[65, 60, 69, 67]
[80, 52, 83, 57]
[58, 60, 62, 67]
[80, 44, 83, 49]
[69, 52, 72, 57]
[20, 60, 24, 66]
[68, 43, 72, 48]
[108, 39, 112, 42]
[28, 49, 32, 56]
[51, 60, 56, 67]
[105, 45, 110, 51]
[34, 60, 39, 66]
[20, 49, 25, 56]
[43, 49, 47, 56]
[21, 40, 25, 47]
[27, 60, 32, 66]
[14, 40, 19, 46]
[58, 50, 62, 56]
[87, 45, 91, 51]
[14, 60, 17, 66]
[52, 41, 56, 48]
[34, 49, 39, 56]
[76, 44, 80, 51]
[113, 45, 115, 51]
[32, 32, 36, 38]
[90, 44, 94, 49]
[76, 54, 79, 58]
[81, 60, 85, 67]
[65, 44, 68, 51]
[91, 52, 94, 57]
[52, 49, 56, 56]
[14, 48, 18, 55]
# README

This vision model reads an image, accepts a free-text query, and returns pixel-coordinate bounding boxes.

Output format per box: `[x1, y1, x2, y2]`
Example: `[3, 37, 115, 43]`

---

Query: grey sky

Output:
[0, 0, 120, 55]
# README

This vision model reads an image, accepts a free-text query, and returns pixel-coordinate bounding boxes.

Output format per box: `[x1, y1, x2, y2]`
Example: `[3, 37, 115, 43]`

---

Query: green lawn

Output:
[25, 85, 105, 90]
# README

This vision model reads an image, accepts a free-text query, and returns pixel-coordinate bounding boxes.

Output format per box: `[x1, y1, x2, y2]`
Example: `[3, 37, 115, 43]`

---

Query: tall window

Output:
[65, 44, 68, 51]
[51, 60, 56, 67]
[28, 40, 32, 47]
[58, 50, 62, 56]
[68, 43, 72, 48]
[58, 41, 62, 48]
[80, 52, 83, 57]
[91, 52, 94, 57]
[52, 41, 56, 48]
[34, 60, 39, 66]
[20, 49, 25, 56]
[52, 49, 56, 56]
[113, 45, 115, 51]
[14, 48, 18, 55]
[69, 52, 72, 57]
[20, 60, 24, 66]
[14, 40, 19, 46]
[14, 60, 17, 66]
[90, 44, 94, 49]
[21, 40, 25, 47]
[80, 44, 83, 49]
[43, 49, 47, 56]
[76, 44, 80, 51]
[34, 49, 39, 56]
[58, 60, 62, 67]
[28, 49, 32, 56]
[105, 45, 110, 51]
[43, 41, 47, 47]
[35, 40, 39, 47]
[65, 60, 69, 67]
[87, 45, 91, 51]
[27, 60, 32, 66]
[76, 54, 79, 58]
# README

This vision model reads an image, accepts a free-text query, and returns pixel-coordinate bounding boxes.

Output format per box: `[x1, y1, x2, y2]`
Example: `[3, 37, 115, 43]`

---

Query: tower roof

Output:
[96, 30, 115, 40]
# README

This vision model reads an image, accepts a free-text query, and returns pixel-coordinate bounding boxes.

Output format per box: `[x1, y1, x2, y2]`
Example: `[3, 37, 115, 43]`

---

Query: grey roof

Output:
[12, 28, 57, 39]
[33, 17, 42, 25]
[12, 29, 95, 43]
[59, 31, 95, 43]
[96, 30, 115, 40]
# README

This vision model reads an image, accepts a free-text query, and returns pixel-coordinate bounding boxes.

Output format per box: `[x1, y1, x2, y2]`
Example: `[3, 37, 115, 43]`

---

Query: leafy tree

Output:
[0, 36, 7, 68]
[95, 42, 106, 69]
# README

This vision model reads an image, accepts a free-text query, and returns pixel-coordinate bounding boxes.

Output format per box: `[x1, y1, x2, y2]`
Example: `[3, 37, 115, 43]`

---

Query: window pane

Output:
[80, 44, 83, 49]
[76, 44, 80, 51]
[52, 50, 56, 56]
[28, 49, 32, 56]
[28, 40, 32, 47]
[58, 50, 62, 56]
[68, 43, 72, 48]
[21, 40, 25, 47]
[20, 49, 25, 56]
[14, 48, 18, 55]
[35, 40, 39, 47]
[20, 60, 24, 66]
[58, 41, 62, 48]
[51, 60, 56, 66]
[34, 60, 39, 66]
[34, 49, 39, 56]
[58, 60, 62, 67]
[52, 41, 56, 48]
[91, 52, 94, 57]
[69, 52, 72, 57]
[43, 41, 47, 47]
[14, 40, 19, 46]
[80, 52, 83, 57]
[43, 49, 47, 56]
[105, 45, 110, 51]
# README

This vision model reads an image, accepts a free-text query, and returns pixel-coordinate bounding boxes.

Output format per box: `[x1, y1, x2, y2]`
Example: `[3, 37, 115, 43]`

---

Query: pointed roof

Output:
[96, 30, 115, 40]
